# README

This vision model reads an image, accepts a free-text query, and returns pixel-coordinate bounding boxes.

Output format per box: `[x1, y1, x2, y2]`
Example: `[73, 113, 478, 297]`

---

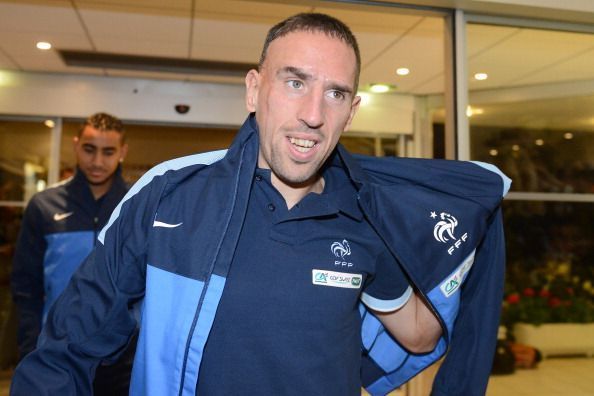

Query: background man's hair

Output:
[259, 13, 361, 91]
[80, 112, 126, 142]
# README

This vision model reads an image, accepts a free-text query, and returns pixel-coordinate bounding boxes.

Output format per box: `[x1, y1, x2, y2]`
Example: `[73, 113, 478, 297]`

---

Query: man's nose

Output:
[298, 91, 324, 129]
[91, 153, 103, 166]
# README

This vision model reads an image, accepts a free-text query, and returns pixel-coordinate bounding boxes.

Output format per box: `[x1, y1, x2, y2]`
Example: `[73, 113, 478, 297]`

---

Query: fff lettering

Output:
[447, 232, 468, 255]
[335, 260, 353, 267]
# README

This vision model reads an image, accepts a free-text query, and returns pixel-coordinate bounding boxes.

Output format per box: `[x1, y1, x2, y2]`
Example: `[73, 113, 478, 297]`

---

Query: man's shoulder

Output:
[26, 179, 70, 210]
[118, 150, 228, 206]
[143, 149, 226, 184]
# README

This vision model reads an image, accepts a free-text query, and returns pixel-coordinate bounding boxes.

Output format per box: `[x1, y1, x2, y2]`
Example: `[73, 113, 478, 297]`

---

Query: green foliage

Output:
[501, 260, 594, 327]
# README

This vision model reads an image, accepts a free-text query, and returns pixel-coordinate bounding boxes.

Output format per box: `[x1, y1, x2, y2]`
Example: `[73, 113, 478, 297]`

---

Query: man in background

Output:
[11, 112, 135, 395]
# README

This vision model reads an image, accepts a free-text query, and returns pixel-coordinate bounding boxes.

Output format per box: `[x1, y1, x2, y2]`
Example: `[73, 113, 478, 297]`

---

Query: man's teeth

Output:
[289, 137, 315, 153]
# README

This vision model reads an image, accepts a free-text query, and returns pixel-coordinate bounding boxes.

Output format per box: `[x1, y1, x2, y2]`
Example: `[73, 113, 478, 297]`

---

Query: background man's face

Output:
[74, 125, 127, 186]
[246, 30, 360, 187]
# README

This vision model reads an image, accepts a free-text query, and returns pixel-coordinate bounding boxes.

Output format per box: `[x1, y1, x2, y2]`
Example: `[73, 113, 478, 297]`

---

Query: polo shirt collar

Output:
[254, 156, 363, 223]
[321, 151, 363, 221]
[232, 114, 366, 221]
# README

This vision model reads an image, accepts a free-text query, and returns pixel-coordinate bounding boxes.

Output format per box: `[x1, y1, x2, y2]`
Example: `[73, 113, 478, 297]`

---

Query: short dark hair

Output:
[259, 13, 361, 91]
[80, 112, 126, 142]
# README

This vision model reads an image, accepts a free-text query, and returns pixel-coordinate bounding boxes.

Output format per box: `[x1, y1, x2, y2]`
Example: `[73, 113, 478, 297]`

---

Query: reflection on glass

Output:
[471, 125, 594, 193]
[61, 122, 237, 184]
[0, 120, 50, 202]
[502, 200, 594, 324]
[466, 24, 594, 332]
[466, 23, 594, 194]
[341, 136, 400, 157]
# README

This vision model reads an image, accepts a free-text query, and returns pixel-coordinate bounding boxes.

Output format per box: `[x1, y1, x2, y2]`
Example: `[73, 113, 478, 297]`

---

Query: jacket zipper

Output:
[177, 145, 248, 396]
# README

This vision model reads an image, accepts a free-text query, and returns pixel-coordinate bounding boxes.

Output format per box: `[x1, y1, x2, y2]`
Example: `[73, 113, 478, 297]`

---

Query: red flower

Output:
[539, 289, 551, 298]
[522, 287, 536, 297]
[548, 297, 562, 308]
[507, 293, 521, 304]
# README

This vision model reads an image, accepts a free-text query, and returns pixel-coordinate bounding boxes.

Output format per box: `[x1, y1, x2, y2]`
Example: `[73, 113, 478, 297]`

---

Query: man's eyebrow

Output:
[277, 66, 312, 82]
[277, 66, 353, 95]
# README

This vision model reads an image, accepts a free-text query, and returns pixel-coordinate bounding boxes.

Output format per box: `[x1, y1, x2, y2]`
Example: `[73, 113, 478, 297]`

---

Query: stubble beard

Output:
[84, 168, 116, 187]
[267, 148, 322, 188]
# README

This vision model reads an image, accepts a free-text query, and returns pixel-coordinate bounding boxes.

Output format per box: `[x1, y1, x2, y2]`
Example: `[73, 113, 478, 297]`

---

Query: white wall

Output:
[0, 70, 416, 135]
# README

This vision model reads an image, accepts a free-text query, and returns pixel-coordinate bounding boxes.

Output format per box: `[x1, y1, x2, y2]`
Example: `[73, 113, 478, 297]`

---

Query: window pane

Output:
[466, 24, 594, 193]
[503, 200, 594, 316]
[471, 118, 594, 193]
[61, 122, 237, 183]
[0, 120, 51, 202]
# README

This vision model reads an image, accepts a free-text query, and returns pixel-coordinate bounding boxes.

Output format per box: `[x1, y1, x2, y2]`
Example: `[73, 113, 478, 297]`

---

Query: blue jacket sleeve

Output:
[11, 196, 46, 360]
[431, 208, 506, 395]
[10, 176, 162, 396]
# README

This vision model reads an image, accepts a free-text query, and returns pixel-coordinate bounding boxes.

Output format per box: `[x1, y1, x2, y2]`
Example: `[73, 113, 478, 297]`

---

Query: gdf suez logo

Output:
[431, 211, 469, 255]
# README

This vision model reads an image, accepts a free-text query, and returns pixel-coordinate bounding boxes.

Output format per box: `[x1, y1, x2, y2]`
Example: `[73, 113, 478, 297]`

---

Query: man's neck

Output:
[88, 179, 113, 200]
[270, 173, 325, 210]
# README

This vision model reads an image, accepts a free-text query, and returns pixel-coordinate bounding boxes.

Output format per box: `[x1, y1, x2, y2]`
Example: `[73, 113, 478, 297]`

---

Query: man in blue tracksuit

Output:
[11, 113, 136, 395]
[11, 14, 510, 396]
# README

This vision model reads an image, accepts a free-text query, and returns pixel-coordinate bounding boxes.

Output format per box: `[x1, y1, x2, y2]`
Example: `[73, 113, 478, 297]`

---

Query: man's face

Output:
[73, 125, 128, 186]
[246, 30, 360, 188]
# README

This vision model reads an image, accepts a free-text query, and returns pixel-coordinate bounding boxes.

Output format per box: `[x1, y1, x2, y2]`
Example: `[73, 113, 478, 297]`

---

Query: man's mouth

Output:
[289, 137, 316, 153]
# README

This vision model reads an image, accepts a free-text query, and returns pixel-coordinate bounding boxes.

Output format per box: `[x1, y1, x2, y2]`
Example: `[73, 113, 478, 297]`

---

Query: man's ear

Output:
[72, 135, 79, 152]
[245, 69, 260, 112]
[344, 95, 361, 132]
[120, 143, 129, 162]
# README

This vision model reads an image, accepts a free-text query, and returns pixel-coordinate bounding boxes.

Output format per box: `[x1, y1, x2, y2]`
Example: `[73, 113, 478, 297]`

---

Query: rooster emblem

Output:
[331, 239, 351, 258]
[433, 213, 458, 243]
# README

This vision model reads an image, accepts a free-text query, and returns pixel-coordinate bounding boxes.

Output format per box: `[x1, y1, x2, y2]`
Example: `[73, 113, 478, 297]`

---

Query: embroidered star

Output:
[430, 211, 437, 219]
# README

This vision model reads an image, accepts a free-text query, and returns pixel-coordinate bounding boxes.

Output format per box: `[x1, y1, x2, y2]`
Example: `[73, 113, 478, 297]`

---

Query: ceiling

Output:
[0, 0, 593, 131]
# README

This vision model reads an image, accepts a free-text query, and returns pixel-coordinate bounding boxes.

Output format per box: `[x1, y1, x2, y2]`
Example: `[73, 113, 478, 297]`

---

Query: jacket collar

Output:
[231, 113, 369, 185]
[69, 165, 127, 202]
[230, 113, 365, 219]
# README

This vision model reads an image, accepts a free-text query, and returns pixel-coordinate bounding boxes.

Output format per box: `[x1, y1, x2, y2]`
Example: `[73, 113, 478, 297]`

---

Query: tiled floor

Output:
[1, 357, 593, 395]
[486, 357, 594, 396]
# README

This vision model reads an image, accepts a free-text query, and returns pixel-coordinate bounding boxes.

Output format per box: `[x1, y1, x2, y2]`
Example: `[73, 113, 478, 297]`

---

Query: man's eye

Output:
[327, 90, 346, 101]
[287, 80, 303, 89]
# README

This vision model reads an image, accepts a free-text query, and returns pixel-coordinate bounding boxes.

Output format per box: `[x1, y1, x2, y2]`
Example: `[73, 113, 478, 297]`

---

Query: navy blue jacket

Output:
[11, 114, 510, 396]
[11, 167, 128, 358]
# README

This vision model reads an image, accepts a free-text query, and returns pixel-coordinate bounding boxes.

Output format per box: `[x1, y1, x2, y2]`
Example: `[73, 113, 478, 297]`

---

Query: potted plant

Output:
[501, 259, 594, 357]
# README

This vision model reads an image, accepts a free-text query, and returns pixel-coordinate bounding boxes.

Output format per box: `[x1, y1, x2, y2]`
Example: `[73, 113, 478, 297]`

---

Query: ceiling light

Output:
[535, 139, 544, 146]
[369, 83, 390, 93]
[396, 68, 410, 76]
[44, 120, 55, 128]
[563, 132, 573, 140]
[474, 72, 488, 81]
[489, 149, 498, 156]
[466, 106, 484, 117]
[512, 144, 520, 151]
[36, 41, 52, 50]
[0, 71, 8, 86]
